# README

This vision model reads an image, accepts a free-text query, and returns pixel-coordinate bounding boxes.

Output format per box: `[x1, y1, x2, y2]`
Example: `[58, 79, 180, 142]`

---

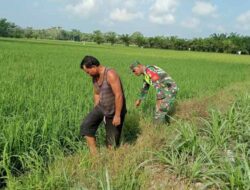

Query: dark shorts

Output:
[80, 106, 126, 147]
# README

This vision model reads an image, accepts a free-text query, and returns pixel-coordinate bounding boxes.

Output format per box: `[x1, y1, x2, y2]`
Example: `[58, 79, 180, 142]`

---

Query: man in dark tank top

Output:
[80, 55, 127, 155]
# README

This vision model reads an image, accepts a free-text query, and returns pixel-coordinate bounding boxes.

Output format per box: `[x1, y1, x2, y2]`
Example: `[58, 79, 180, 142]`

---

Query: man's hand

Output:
[135, 99, 142, 107]
[112, 115, 121, 126]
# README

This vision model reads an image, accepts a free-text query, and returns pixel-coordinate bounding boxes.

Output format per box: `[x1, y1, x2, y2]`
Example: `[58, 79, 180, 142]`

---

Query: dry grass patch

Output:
[175, 81, 250, 121]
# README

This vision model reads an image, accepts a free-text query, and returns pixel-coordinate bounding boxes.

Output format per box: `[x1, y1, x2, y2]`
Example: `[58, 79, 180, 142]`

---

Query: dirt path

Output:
[176, 81, 250, 120]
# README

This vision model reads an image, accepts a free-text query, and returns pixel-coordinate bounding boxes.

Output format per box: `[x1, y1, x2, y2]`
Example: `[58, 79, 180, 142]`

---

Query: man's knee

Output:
[80, 119, 93, 137]
[79, 107, 103, 137]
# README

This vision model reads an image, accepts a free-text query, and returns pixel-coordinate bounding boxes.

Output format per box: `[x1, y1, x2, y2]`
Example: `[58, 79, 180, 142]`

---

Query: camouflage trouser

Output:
[154, 86, 178, 124]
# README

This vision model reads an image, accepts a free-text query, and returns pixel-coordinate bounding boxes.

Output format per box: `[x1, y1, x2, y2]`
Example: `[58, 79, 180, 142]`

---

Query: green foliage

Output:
[1, 18, 250, 54]
[105, 32, 117, 46]
[130, 32, 145, 47]
[155, 95, 250, 189]
[93, 30, 104, 45]
[121, 111, 141, 144]
[119, 34, 130, 46]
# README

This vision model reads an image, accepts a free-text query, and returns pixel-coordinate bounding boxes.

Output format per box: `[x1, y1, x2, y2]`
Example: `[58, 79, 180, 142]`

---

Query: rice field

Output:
[0, 38, 250, 189]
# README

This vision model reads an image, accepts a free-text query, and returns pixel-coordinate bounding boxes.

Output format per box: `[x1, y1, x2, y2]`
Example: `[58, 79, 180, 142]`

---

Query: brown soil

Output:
[175, 81, 250, 120]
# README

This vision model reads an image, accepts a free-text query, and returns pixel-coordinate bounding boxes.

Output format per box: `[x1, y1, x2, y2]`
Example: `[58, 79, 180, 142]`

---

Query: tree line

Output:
[1, 18, 250, 55]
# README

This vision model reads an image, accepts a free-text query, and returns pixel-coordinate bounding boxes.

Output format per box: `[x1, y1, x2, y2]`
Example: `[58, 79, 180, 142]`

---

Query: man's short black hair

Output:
[80, 55, 100, 69]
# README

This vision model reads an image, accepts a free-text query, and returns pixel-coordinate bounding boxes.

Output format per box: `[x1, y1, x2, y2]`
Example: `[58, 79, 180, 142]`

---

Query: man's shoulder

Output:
[106, 68, 120, 83]
[107, 68, 118, 77]
[145, 65, 158, 74]
[146, 65, 154, 69]
[147, 65, 166, 75]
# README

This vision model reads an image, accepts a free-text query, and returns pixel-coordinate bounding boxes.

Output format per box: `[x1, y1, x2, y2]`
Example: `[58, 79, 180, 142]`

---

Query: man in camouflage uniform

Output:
[130, 61, 178, 124]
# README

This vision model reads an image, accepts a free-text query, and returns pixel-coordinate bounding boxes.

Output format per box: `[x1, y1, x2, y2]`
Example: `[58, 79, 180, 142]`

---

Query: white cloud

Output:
[106, 0, 142, 9]
[106, 0, 147, 23]
[149, 14, 175, 25]
[150, 0, 178, 14]
[110, 8, 143, 22]
[149, 0, 178, 25]
[192, 1, 217, 16]
[181, 17, 200, 29]
[66, 0, 99, 17]
[237, 10, 250, 30]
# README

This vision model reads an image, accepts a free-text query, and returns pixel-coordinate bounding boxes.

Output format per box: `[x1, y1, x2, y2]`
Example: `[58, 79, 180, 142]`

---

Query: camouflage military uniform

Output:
[139, 65, 178, 123]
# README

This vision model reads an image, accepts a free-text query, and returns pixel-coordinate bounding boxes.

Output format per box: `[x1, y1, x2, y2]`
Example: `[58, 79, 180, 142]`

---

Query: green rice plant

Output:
[6, 148, 75, 190]
[0, 38, 250, 187]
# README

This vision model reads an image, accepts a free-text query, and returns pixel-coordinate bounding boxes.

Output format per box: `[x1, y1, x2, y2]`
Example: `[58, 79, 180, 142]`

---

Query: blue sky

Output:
[1, 0, 250, 38]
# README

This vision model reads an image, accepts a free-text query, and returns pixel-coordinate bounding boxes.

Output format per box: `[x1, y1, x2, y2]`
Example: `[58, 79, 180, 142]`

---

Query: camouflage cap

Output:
[130, 60, 140, 70]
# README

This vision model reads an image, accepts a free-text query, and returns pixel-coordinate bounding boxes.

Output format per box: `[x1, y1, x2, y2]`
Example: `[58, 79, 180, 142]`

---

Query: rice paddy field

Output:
[0, 37, 250, 189]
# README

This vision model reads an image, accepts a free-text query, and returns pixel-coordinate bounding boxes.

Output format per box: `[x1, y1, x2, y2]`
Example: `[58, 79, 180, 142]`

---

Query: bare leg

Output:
[85, 136, 98, 155]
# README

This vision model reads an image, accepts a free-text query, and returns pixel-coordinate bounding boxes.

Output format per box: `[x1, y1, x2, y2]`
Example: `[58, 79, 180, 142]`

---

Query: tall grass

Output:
[155, 94, 250, 189]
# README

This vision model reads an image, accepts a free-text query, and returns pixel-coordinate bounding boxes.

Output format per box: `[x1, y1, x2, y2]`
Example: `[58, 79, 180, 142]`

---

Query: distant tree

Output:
[152, 36, 164, 48]
[119, 34, 130, 46]
[190, 38, 202, 51]
[0, 18, 22, 37]
[46, 27, 62, 40]
[92, 30, 104, 44]
[57, 29, 69, 40]
[105, 32, 117, 45]
[80, 33, 92, 42]
[145, 37, 154, 48]
[130, 31, 145, 47]
[210, 33, 227, 53]
[227, 33, 242, 53]
[24, 27, 33, 38]
[161, 37, 171, 49]
[174, 38, 188, 50]
[71, 29, 81, 41]
[243, 36, 250, 54]
[0, 18, 9, 37]
[38, 29, 48, 39]
[12, 26, 24, 38]
[1, 18, 250, 55]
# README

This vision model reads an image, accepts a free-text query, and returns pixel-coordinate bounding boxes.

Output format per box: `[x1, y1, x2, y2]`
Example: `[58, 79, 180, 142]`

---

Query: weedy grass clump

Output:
[155, 94, 250, 189]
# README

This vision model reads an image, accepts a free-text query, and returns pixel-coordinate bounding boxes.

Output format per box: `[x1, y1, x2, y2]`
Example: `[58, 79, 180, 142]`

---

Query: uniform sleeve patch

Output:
[146, 68, 158, 78]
